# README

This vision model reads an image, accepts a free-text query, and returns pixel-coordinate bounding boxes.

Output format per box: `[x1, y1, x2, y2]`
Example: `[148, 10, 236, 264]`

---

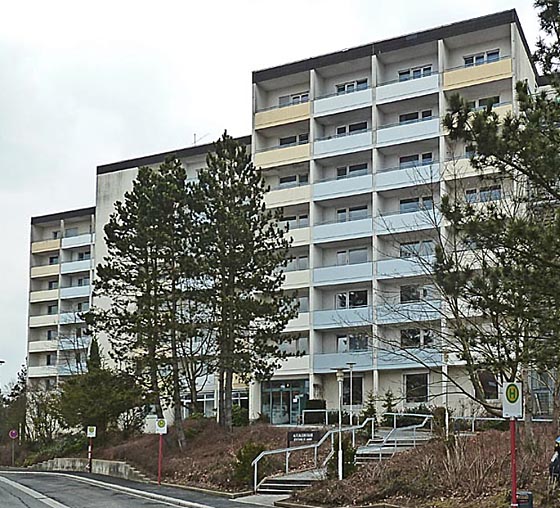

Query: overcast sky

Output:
[0, 0, 540, 387]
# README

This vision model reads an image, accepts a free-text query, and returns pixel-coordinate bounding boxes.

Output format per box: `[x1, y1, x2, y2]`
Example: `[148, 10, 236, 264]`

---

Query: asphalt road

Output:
[0, 472, 268, 508]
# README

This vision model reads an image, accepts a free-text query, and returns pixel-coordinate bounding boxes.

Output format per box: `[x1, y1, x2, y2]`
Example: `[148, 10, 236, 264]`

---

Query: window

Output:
[480, 185, 502, 202]
[399, 196, 433, 214]
[399, 240, 435, 258]
[336, 205, 368, 223]
[478, 96, 500, 108]
[77, 277, 90, 287]
[47, 304, 58, 315]
[298, 294, 309, 313]
[46, 354, 54, 366]
[47, 280, 58, 290]
[64, 227, 78, 238]
[77, 251, 91, 261]
[47, 330, 56, 341]
[337, 334, 369, 353]
[336, 290, 368, 309]
[286, 255, 308, 272]
[421, 109, 432, 119]
[400, 284, 435, 303]
[48, 255, 59, 265]
[278, 173, 308, 189]
[281, 214, 308, 229]
[399, 112, 418, 124]
[336, 121, 368, 136]
[336, 247, 368, 266]
[478, 370, 498, 399]
[465, 185, 502, 203]
[464, 49, 499, 67]
[77, 302, 89, 312]
[278, 91, 309, 107]
[343, 375, 363, 405]
[398, 65, 432, 82]
[279, 133, 308, 146]
[336, 163, 368, 179]
[398, 152, 433, 168]
[336, 78, 368, 95]
[405, 373, 428, 403]
[401, 328, 435, 348]
[52, 231, 60, 239]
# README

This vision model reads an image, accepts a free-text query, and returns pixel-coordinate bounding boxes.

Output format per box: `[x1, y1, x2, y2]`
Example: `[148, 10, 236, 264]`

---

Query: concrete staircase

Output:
[256, 470, 324, 495]
[355, 429, 432, 465]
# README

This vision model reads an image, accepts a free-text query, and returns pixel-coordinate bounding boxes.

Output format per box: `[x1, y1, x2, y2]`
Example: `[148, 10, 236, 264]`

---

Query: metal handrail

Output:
[251, 416, 376, 492]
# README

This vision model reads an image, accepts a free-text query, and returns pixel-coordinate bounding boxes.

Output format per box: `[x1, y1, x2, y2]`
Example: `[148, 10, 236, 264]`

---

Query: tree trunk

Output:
[225, 368, 233, 432]
[521, 366, 534, 446]
[218, 368, 225, 427]
[552, 370, 560, 434]
[171, 327, 186, 449]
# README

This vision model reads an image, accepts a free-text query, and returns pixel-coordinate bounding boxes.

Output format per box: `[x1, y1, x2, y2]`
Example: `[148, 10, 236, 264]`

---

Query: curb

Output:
[275, 501, 407, 508]
[157, 481, 252, 499]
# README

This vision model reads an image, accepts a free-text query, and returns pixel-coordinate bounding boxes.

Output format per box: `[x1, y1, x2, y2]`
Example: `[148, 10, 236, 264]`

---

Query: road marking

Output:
[0, 472, 215, 508]
[0, 475, 70, 508]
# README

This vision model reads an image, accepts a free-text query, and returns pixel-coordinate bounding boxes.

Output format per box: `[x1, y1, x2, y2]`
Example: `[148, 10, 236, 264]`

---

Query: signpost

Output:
[8, 429, 18, 466]
[502, 382, 522, 508]
[287, 431, 321, 446]
[86, 426, 97, 473]
[155, 418, 167, 486]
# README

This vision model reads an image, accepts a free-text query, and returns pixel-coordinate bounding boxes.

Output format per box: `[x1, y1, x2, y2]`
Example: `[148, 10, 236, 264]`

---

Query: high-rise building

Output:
[26, 9, 542, 422]
[27, 207, 95, 390]
[248, 9, 537, 423]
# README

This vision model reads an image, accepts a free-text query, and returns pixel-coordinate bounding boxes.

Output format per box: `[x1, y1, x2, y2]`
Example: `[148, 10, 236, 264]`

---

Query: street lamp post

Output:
[346, 362, 356, 426]
[334, 368, 345, 481]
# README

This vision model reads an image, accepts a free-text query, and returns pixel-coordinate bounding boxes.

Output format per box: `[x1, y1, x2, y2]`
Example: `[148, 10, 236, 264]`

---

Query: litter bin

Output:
[517, 491, 533, 508]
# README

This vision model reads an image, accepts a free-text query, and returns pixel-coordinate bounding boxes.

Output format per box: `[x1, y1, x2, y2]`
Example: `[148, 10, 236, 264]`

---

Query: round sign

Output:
[157, 419, 166, 428]
[8, 429, 18, 440]
[506, 383, 520, 404]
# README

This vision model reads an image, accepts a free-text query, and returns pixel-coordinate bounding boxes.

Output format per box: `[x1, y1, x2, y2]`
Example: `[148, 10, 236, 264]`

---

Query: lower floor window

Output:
[405, 373, 428, 403]
[343, 375, 363, 405]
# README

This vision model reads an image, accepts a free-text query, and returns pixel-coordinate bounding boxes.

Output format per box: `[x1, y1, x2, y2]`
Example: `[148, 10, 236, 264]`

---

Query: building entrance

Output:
[261, 379, 309, 425]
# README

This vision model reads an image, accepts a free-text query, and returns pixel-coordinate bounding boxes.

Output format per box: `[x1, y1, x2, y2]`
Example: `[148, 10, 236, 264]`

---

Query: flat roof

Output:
[97, 135, 252, 175]
[253, 9, 537, 82]
[31, 206, 96, 225]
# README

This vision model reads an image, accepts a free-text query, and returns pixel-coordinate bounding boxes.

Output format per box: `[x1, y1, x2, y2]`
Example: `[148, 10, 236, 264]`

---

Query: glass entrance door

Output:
[261, 379, 309, 424]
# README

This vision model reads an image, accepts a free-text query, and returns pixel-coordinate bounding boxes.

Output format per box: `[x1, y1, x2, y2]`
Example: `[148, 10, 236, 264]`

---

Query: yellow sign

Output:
[506, 383, 520, 404]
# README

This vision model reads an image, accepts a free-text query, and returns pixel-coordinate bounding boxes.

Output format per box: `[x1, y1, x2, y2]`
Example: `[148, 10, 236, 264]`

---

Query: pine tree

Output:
[190, 132, 297, 429]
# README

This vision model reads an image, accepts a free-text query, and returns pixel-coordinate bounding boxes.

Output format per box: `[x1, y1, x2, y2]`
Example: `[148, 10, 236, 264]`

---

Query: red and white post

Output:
[510, 417, 518, 508]
[158, 434, 163, 486]
[87, 437, 93, 473]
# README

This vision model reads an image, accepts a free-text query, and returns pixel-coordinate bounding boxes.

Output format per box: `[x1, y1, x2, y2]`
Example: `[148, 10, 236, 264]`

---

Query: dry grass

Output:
[293, 425, 560, 508]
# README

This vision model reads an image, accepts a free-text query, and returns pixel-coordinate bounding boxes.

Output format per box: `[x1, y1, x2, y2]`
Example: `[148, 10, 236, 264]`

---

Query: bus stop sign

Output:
[502, 382, 523, 418]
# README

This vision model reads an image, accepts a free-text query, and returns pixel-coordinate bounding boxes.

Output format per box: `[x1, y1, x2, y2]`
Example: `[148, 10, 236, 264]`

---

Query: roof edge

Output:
[31, 206, 96, 225]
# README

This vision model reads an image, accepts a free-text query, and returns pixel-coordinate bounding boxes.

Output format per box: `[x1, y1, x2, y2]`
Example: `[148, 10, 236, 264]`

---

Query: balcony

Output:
[376, 74, 439, 104]
[28, 340, 59, 353]
[313, 350, 373, 374]
[314, 173, 373, 201]
[313, 217, 373, 244]
[275, 355, 310, 375]
[29, 314, 58, 328]
[314, 88, 373, 117]
[61, 260, 92, 274]
[254, 143, 310, 169]
[314, 130, 373, 159]
[313, 262, 373, 287]
[376, 256, 434, 280]
[60, 285, 91, 300]
[375, 209, 441, 235]
[29, 289, 58, 304]
[376, 117, 440, 148]
[286, 226, 310, 247]
[59, 336, 92, 351]
[283, 269, 310, 290]
[59, 312, 86, 325]
[28, 365, 58, 378]
[31, 239, 60, 254]
[375, 163, 440, 192]
[376, 300, 441, 325]
[442, 156, 501, 180]
[284, 312, 310, 332]
[314, 306, 372, 330]
[443, 57, 512, 91]
[62, 233, 94, 249]
[377, 347, 442, 370]
[30, 264, 60, 279]
[265, 184, 310, 208]
[58, 363, 86, 376]
[254, 102, 310, 130]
